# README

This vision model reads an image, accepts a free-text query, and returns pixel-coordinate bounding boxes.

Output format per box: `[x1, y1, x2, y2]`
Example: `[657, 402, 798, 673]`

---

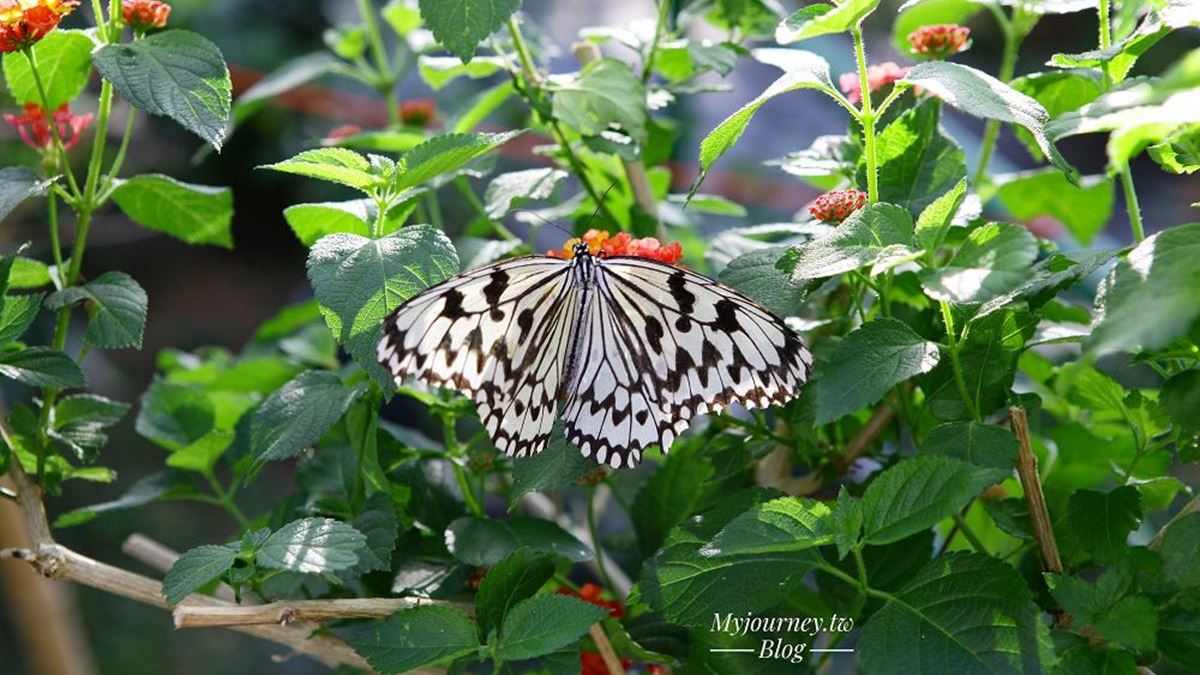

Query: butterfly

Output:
[376, 240, 811, 469]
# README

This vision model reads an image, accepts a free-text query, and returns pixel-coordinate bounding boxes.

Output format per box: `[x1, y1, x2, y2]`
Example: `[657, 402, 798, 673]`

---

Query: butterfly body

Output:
[377, 244, 811, 469]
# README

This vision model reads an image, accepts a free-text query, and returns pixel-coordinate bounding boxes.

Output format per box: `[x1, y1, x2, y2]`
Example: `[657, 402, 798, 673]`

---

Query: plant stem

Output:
[851, 25, 878, 204]
[1119, 167, 1145, 243]
[442, 416, 484, 516]
[356, 0, 398, 124]
[506, 16, 541, 86]
[940, 301, 980, 421]
[23, 49, 82, 198]
[202, 471, 251, 530]
[99, 110, 137, 199]
[47, 192, 64, 274]
[455, 176, 517, 240]
[971, 12, 1021, 186]
[641, 0, 671, 83]
[952, 512, 989, 554]
[424, 189, 444, 230]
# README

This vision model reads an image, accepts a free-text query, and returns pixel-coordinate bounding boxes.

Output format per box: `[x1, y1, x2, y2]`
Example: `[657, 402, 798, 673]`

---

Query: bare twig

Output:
[589, 623, 627, 675]
[174, 597, 458, 629]
[1009, 407, 1062, 573]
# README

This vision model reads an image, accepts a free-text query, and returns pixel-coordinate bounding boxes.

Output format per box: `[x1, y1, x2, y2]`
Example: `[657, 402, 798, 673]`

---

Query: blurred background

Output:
[1, 0, 1197, 672]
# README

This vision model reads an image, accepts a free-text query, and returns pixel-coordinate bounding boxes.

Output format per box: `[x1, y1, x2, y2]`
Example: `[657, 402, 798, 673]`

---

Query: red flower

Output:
[122, 0, 170, 32]
[4, 102, 93, 151]
[908, 24, 970, 59]
[809, 188, 866, 223]
[580, 651, 633, 675]
[839, 62, 910, 105]
[400, 98, 435, 127]
[558, 582, 624, 618]
[0, 0, 79, 52]
[547, 229, 683, 265]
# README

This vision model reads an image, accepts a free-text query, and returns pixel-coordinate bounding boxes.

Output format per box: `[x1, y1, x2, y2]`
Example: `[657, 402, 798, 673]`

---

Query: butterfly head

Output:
[572, 241, 591, 259]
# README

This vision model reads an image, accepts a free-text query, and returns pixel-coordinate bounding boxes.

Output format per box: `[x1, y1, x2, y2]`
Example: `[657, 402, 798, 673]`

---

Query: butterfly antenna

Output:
[514, 208, 572, 238]
[585, 183, 618, 230]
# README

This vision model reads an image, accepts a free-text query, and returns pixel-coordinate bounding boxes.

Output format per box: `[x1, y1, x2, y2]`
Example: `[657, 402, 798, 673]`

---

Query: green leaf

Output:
[784, 203, 915, 281]
[232, 52, 338, 119]
[1065, 486, 1142, 563]
[249, 370, 362, 462]
[1049, 10, 1171, 83]
[93, 30, 231, 150]
[703, 496, 833, 556]
[306, 226, 459, 386]
[50, 393, 130, 462]
[343, 605, 480, 674]
[475, 548, 556, 639]
[392, 131, 522, 192]
[914, 178, 967, 251]
[0, 347, 86, 388]
[976, 249, 1113, 319]
[1093, 595, 1157, 652]
[484, 167, 568, 219]
[0, 167, 52, 224]
[775, 0, 881, 44]
[382, 0, 423, 36]
[262, 148, 384, 193]
[162, 544, 237, 605]
[862, 455, 1007, 545]
[7, 257, 52, 290]
[1160, 612, 1200, 671]
[1162, 370, 1200, 433]
[510, 427, 598, 505]
[0, 293, 43, 346]
[860, 552, 1050, 674]
[2, 30, 94, 108]
[165, 429, 233, 473]
[1161, 513, 1200, 590]
[718, 246, 809, 317]
[1086, 223, 1200, 356]
[901, 61, 1074, 179]
[351, 492, 400, 573]
[633, 452, 714, 556]
[921, 222, 1038, 305]
[495, 594, 607, 661]
[257, 517, 367, 573]
[1148, 125, 1200, 175]
[699, 48, 836, 175]
[994, 170, 1113, 244]
[54, 471, 197, 527]
[284, 200, 371, 246]
[44, 271, 148, 349]
[868, 98, 966, 216]
[417, 0, 519, 62]
[444, 516, 592, 567]
[135, 379, 214, 451]
[813, 318, 940, 424]
[110, 175, 233, 248]
[417, 54, 505, 90]
[923, 421, 1017, 470]
[832, 487, 863, 559]
[552, 58, 648, 144]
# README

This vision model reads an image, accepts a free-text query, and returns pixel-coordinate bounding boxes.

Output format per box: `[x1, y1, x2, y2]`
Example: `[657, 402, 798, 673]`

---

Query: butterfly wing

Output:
[562, 256, 811, 468]
[377, 257, 577, 458]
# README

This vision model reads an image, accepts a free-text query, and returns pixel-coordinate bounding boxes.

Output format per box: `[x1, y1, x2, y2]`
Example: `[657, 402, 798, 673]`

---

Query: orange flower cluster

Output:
[0, 0, 78, 52]
[3, 102, 93, 151]
[400, 98, 435, 127]
[548, 229, 683, 265]
[908, 24, 970, 59]
[838, 62, 910, 105]
[809, 188, 866, 223]
[122, 0, 170, 32]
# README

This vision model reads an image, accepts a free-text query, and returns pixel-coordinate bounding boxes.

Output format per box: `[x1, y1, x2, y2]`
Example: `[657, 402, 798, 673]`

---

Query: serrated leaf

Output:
[392, 131, 521, 192]
[718, 246, 808, 317]
[257, 517, 367, 573]
[249, 370, 362, 462]
[1065, 486, 1142, 563]
[484, 167, 568, 219]
[862, 455, 1007, 545]
[922, 421, 1017, 470]
[475, 548, 556, 639]
[0, 167, 52, 224]
[262, 148, 383, 192]
[832, 487, 863, 559]
[495, 594, 607, 660]
[45, 271, 148, 349]
[51, 393, 130, 462]
[901, 61, 1074, 179]
[54, 471, 197, 527]
[920, 222, 1038, 305]
[510, 424, 598, 505]
[306, 226, 459, 387]
[775, 0, 881, 44]
[418, 0, 519, 62]
[351, 492, 399, 573]
[860, 552, 1050, 674]
[417, 54, 505, 90]
[914, 178, 967, 251]
[785, 203, 915, 281]
[444, 516, 592, 566]
[633, 452, 714, 557]
[110, 175, 233, 249]
[0, 293, 43, 346]
[93, 30, 231, 150]
[703, 496, 832, 557]
[552, 58, 648, 144]
[868, 98, 966, 216]
[343, 605, 479, 674]
[813, 318, 940, 424]
[2, 30, 93, 108]
[0, 347, 86, 388]
[162, 544, 237, 605]
[1160, 513, 1200, 589]
[135, 379, 214, 451]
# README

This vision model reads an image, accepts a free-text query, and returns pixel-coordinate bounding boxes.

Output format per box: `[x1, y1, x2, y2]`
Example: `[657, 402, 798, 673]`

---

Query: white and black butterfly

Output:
[376, 241, 811, 469]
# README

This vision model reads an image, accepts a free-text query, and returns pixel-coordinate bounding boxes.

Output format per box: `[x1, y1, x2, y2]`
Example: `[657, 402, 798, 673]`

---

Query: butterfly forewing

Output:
[378, 251, 811, 468]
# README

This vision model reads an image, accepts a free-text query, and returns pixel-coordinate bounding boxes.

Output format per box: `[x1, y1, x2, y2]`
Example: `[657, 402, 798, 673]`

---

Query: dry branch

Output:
[174, 597, 454, 629]
[1009, 406, 1063, 573]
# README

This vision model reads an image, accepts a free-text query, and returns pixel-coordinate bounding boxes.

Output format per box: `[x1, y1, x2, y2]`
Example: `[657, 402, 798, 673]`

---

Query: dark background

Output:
[1, 1, 1197, 672]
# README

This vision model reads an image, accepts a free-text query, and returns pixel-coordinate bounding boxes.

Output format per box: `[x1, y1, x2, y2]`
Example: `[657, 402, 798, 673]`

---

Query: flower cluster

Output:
[400, 98, 435, 127]
[908, 24, 970, 59]
[548, 229, 684, 265]
[122, 0, 170, 32]
[558, 582, 624, 618]
[0, 0, 79, 52]
[809, 188, 867, 223]
[4, 102, 93, 151]
[839, 62, 910, 105]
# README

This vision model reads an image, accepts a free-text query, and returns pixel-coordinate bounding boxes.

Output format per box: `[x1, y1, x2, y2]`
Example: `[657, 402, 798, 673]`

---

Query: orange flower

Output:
[0, 0, 79, 52]
[3, 102, 93, 151]
[547, 229, 683, 265]
[122, 0, 170, 32]
[908, 24, 970, 59]
[400, 98, 435, 127]
[809, 188, 866, 224]
[839, 62, 910, 105]
[580, 651, 633, 675]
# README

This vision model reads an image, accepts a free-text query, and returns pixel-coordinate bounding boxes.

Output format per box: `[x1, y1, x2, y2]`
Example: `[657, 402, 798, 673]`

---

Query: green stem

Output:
[98, 110, 137, 200]
[940, 301, 981, 421]
[424, 189, 444, 230]
[1118, 166, 1145, 243]
[953, 512, 989, 555]
[443, 416, 484, 516]
[202, 470, 251, 530]
[550, 119, 622, 228]
[356, 0, 398, 124]
[588, 486, 616, 592]
[642, 0, 670, 83]
[506, 16, 540, 86]
[851, 26, 878, 204]
[23, 49, 82, 198]
[971, 13, 1021, 186]
[47, 192, 64, 275]
[456, 177, 516, 240]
